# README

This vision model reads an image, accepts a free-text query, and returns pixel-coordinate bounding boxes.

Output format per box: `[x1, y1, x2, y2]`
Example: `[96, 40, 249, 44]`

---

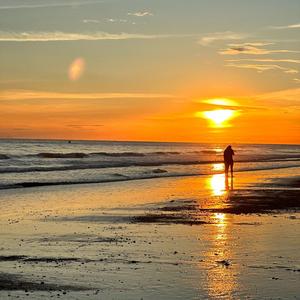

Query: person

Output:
[224, 145, 234, 176]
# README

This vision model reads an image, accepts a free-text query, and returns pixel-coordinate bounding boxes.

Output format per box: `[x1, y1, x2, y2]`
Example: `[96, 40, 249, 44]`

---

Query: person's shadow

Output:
[225, 174, 234, 191]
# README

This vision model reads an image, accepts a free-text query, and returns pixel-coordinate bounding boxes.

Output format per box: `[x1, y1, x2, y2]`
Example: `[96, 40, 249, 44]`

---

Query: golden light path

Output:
[209, 173, 226, 196]
[202, 172, 238, 298]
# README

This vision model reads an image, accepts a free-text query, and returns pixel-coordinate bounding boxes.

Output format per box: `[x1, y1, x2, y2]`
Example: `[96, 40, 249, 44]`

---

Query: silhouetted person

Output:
[224, 145, 234, 176]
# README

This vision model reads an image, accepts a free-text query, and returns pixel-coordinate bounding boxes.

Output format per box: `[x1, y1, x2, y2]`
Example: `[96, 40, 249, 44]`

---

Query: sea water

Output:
[0, 139, 299, 189]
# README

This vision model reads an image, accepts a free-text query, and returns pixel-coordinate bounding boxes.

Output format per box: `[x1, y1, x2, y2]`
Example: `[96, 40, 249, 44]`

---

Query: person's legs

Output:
[230, 161, 234, 176]
[224, 162, 229, 175]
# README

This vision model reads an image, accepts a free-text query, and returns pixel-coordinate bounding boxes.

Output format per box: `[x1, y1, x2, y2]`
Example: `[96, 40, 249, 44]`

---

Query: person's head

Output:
[226, 145, 232, 150]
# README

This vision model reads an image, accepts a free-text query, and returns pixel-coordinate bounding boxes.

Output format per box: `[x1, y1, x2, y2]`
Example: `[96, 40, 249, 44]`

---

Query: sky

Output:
[0, 0, 299, 144]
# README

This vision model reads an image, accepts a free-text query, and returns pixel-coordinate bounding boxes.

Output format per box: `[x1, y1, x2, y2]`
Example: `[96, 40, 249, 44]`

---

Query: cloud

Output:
[194, 97, 268, 112]
[0, 90, 175, 101]
[225, 63, 298, 74]
[198, 31, 246, 46]
[226, 58, 300, 64]
[83, 18, 135, 25]
[225, 58, 300, 75]
[219, 43, 298, 55]
[0, 31, 177, 42]
[0, 1, 102, 10]
[105, 18, 129, 23]
[293, 78, 300, 84]
[128, 11, 153, 17]
[270, 23, 300, 30]
[82, 19, 100, 24]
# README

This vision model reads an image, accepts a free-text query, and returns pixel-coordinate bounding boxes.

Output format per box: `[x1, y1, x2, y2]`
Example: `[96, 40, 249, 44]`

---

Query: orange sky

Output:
[1, 90, 299, 144]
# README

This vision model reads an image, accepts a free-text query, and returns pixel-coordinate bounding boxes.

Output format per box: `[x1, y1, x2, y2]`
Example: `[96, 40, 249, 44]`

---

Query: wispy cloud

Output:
[198, 31, 246, 46]
[226, 63, 298, 74]
[270, 23, 300, 30]
[83, 18, 135, 25]
[293, 78, 300, 84]
[0, 1, 102, 10]
[220, 43, 299, 55]
[128, 11, 153, 17]
[0, 31, 178, 42]
[0, 90, 174, 101]
[226, 58, 300, 64]
[194, 98, 263, 112]
[105, 18, 129, 23]
[82, 19, 101, 24]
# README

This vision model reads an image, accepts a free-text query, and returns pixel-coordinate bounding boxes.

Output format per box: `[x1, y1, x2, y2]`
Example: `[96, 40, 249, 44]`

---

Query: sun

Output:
[202, 109, 237, 127]
[195, 97, 240, 128]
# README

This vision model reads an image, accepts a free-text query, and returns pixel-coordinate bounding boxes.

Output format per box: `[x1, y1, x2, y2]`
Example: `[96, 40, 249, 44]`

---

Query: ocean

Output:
[0, 139, 299, 189]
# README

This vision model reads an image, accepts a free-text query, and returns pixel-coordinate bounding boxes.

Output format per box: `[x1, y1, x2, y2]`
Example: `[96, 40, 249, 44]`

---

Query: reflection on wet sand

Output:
[202, 171, 239, 298]
[202, 212, 240, 299]
[208, 174, 226, 196]
[207, 172, 234, 198]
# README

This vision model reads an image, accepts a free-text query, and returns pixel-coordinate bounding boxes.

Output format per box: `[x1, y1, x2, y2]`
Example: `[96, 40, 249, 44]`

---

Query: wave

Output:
[0, 173, 197, 190]
[1, 150, 298, 161]
[0, 160, 210, 173]
[236, 164, 300, 173]
[1, 157, 300, 174]
[36, 152, 88, 158]
[91, 152, 145, 157]
[21, 151, 183, 159]
[193, 150, 220, 154]
[1, 163, 299, 191]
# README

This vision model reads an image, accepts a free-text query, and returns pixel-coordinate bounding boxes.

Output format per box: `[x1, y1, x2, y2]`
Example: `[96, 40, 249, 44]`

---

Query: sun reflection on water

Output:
[208, 174, 226, 196]
[212, 163, 224, 172]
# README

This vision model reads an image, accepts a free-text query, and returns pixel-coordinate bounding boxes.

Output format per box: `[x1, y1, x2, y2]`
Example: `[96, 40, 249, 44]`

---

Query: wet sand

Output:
[0, 167, 299, 299]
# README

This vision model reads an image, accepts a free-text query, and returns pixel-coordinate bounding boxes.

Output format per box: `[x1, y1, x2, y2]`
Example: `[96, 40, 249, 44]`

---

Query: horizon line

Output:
[0, 137, 299, 146]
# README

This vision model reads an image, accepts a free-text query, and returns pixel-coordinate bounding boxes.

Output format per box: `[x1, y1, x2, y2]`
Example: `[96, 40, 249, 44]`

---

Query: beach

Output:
[0, 155, 299, 299]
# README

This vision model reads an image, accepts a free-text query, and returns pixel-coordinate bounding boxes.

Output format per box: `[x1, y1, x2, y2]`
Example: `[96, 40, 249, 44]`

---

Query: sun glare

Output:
[202, 109, 236, 127]
[69, 57, 85, 81]
[195, 97, 240, 128]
